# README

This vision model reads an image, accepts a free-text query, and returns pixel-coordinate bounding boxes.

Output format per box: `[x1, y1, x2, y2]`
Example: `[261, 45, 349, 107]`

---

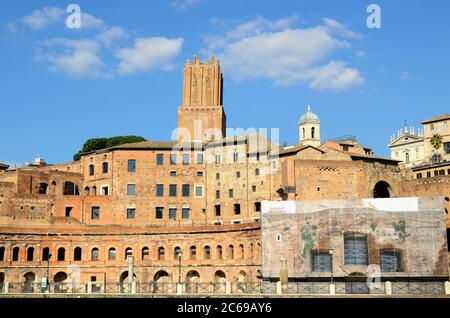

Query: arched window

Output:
[217, 245, 223, 260]
[174, 247, 182, 260]
[27, 247, 34, 261]
[204, 246, 211, 260]
[158, 247, 165, 260]
[239, 244, 244, 259]
[91, 248, 99, 261]
[234, 203, 241, 215]
[42, 247, 50, 261]
[74, 247, 82, 261]
[405, 152, 410, 164]
[12, 247, 19, 261]
[0, 246, 5, 261]
[254, 202, 261, 212]
[249, 243, 254, 259]
[311, 127, 315, 139]
[84, 186, 90, 195]
[125, 248, 132, 260]
[228, 245, 234, 259]
[302, 128, 305, 139]
[142, 247, 149, 261]
[92, 186, 97, 196]
[102, 162, 109, 174]
[57, 248, 65, 261]
[89, 164, 94, 176]
[108, 248, 116, 261]
[190, 246, 197, 260]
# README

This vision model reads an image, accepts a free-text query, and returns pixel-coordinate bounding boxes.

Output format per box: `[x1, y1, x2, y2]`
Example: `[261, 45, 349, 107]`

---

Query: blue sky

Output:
[0, 0, 449, 165]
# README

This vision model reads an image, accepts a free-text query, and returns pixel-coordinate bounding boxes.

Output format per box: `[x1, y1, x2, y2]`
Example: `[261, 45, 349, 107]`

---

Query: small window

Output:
[229, 189, 234, 198]
[217, 245, 223, 259]
[108, 248, 116, 261]
[169, 184, 177, 197]
[91, 248, 99, 261]
[196, 171, 203, 177]
[183, 154, 190, 165]
[142, 247, 149, 261]
[89, 165, 94, 176]
[102, 162, 109, 173]
[215, 153, 221, 164]
[236, 171, 241, 178]
[196, 153, 204, 164]
[216, 190, 220, 199]
[12, 247, 20, 261]
[444, 142, 450, 154]
[380, 250, 402, 272]
[91, 207, 100, 219]
[256, 153, 260, 161]
[214, 204, 221, 216]
[344, 234, 368, 265]
[276, 234, 282, 241]
[416, 173, 422, 179]
[127, 208, 135, 219]
[169, 208, 177, 220]
[74, 247, 82, 261]
[216, 172, 220, 180]
[27, 247, 34, 261]
[430, 123, 435, 131]
[102, 186, 109, 196]
[174, 247, 182, 260]
[156, 154, 164, 165]
[311, 251, 332, 272]
[156, 184, 164, 197]
[190, 246, 196, 260]
[170, 171, 176, 177]
[254, 202, 261, 212]
[195, 185, 203, 197]
[255, 168, 260, 176]
[182, 208, 190, 219]
[158, 247, 165, 260]
[57, 247, 65, 261]
[128, 160, 136, 172]
[182, 184, 190, 197]
[155, 207, 164, 219]
[252, 185, 256, 192]
[170, 154, 177, 165]
[65, 206, 73, 217]
[427, 171, 431, 178]
[234, 203, 241, 215]
[127, 184, 136, 196]
[233, 151, 239, 163]
[125, 248, 133, 259]
[204, 246, 211, 259]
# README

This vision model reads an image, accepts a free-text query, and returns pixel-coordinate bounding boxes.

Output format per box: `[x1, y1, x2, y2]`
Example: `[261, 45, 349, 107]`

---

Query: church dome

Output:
[299, 105, 320, 125]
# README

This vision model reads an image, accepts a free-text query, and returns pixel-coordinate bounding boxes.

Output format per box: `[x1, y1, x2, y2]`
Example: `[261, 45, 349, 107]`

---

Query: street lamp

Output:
[328, 249, 334, 285]
[177, 251, 183, 284]
[45, 253, 52, 292]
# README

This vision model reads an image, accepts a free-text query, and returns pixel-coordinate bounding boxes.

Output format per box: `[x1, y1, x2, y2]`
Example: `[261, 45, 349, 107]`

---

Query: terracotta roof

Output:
[277, 144, 325, 156]
[422, 114, 450, 124]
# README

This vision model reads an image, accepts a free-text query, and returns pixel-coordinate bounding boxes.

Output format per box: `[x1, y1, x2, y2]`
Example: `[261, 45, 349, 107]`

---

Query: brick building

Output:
[0, 57, 448, 292]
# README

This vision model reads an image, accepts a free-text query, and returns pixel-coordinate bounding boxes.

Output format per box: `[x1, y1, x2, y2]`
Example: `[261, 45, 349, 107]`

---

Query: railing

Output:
[0, 281, 447, 295]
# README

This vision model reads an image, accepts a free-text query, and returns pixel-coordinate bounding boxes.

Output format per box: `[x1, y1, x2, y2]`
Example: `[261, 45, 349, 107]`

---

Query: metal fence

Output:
[0, 281, 447, 295]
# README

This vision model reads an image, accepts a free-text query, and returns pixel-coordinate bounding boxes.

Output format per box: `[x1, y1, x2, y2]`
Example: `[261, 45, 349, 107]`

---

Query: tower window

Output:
[311, 127, 315, 139]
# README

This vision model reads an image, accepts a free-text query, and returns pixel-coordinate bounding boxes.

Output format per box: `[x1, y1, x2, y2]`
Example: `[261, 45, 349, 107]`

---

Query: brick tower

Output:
[177, 56, 226, 142]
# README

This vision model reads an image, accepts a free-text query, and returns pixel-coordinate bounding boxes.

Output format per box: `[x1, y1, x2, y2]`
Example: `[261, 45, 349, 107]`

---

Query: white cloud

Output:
[202, 16, 364, 91]
[171, 0, 203, 11]
[20, 6, 107, 31]
[21, 7, 65, 30]
[35, 38, 107, 78]
[322, 17, 360, 39]
[116, 37, 183, 75]
[356, 50, 366, 58]
[400, 71, 411, 80]
[97, 26, 126, 47]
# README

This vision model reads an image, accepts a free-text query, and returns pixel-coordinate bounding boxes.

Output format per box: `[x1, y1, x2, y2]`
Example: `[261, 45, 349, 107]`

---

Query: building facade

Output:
[0, 57, 448, 293]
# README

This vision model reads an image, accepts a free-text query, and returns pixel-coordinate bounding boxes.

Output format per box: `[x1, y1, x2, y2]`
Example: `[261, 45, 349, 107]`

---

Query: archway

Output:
[119, 271, 137, 293]
[53, 272, 68, 293]
[22, 272, 35, 293]
[0, 272, 4, 292]
[213, 270, 226, 293]
[153, 270, 170, 293]
[235, 270, 248, 293]
[373, 181, 391, 198]
[345, 272, 369, 294]
[185, 270, 201, 293]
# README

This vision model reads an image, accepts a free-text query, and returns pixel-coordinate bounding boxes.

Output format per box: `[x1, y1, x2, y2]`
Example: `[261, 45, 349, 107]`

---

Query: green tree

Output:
[73, 135, 146, 161]
[430, 134, 443, 152]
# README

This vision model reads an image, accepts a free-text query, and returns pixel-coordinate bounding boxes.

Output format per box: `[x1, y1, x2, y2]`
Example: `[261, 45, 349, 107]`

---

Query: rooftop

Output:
[421, 114, 450, 124]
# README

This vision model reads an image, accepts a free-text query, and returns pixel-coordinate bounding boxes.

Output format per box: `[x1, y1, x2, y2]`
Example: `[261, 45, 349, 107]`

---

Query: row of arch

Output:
[0, 243, 261, 262]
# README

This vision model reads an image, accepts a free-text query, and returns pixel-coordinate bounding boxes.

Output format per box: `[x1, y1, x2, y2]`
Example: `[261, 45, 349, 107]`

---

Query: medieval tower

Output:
[177, 56, 226, 142]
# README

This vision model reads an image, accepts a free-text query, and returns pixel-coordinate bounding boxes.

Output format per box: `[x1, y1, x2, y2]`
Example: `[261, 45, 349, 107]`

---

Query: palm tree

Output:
[430, 134, 443, 163]
[430, 134, 443, 151]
